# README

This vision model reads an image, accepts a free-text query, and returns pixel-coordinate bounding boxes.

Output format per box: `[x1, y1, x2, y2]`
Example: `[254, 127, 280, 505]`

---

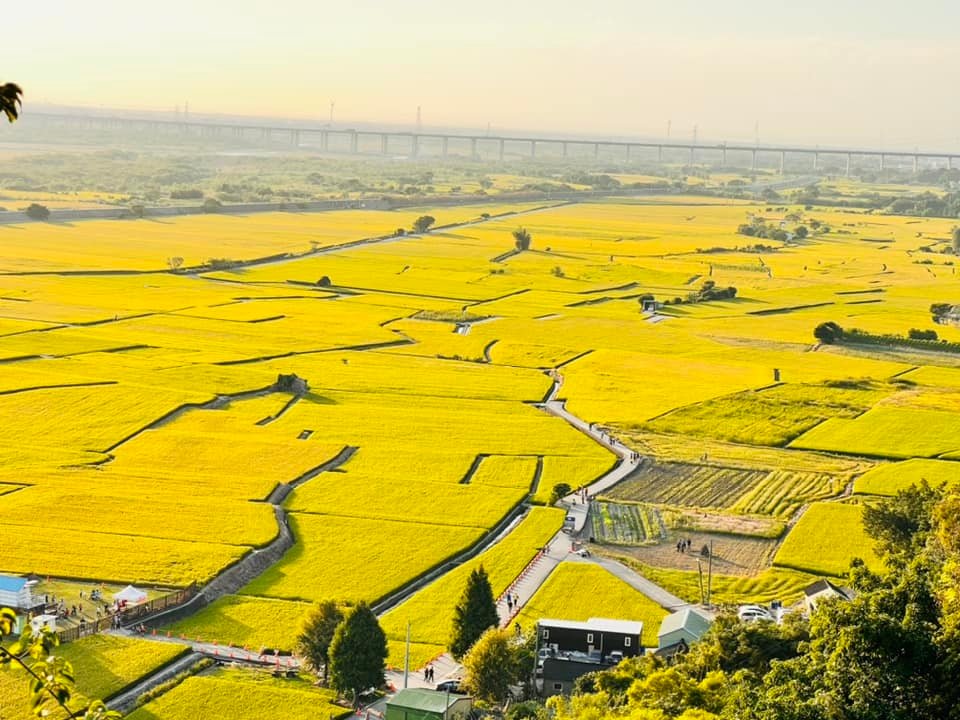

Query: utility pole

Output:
[403, 621, 410, 689]
[706, 540, 714, 608]
[754, 120, 760, 147]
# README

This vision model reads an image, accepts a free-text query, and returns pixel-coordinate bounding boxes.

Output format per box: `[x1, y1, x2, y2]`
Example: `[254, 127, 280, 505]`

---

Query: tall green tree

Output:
[296, 600, 344, 685]
[449, 565, 499, 659]
[328, 603, 387, 705]
[462, 627, 521, 705]
[1, 83, 22, 123]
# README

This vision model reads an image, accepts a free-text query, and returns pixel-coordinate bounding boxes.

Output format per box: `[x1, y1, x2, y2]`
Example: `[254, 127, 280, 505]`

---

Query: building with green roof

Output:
[385, 688, 473, 720]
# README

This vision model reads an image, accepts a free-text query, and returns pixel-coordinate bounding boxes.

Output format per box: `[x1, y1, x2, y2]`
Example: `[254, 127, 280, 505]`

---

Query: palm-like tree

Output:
[512, 227, 531, 251]
[1, 83, 23, 123]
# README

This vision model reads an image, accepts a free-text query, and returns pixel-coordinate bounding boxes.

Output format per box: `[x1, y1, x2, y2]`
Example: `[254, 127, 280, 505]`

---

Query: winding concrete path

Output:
[536, 374, 642, 533]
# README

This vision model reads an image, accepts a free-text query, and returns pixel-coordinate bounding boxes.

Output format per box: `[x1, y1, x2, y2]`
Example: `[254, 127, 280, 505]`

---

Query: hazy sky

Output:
[5, 1, 960, 148]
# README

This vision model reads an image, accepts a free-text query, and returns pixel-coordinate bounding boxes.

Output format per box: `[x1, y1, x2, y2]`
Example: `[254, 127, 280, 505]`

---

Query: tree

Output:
[297, 600, 344, 685]
[794, 225, 809, 239]
[549, 482, 572, 505]
[202, 197, 222, 213]
[513, 227, 532, 251]
[461, 627, 521, 705]
[952, 226, 960, 255]
[813, 321, 843, 344]
[328, 603, 387, 705]
[412, 215, 435, 233]
[25, 203, 50, 221]
[1, 83, 22, 123]
[167, 256, 184, 271]
[0, 608, 119, 719]
[449, 566, 499, 659]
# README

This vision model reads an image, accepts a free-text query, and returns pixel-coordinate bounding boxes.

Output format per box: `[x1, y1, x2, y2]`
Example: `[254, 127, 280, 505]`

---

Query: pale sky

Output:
[4, 0, 960, 148]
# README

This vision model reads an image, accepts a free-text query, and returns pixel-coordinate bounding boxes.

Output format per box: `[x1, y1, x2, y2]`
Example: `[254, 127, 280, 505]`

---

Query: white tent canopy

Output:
[112, 585, 147, 604]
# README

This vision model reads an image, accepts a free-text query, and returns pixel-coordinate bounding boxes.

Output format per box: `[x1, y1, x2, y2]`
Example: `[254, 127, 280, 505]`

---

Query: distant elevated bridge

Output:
[21, 112, 960, 175]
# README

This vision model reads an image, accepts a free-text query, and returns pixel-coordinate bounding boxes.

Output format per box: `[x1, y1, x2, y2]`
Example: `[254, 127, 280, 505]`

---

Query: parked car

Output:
[436, 679, 465, 694]
[738, 604, 774, 623]
[606, 650, 624, 664]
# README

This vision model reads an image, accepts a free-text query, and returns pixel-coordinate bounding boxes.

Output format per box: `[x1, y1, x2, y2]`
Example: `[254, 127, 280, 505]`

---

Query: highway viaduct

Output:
[22, 112, 960, 175]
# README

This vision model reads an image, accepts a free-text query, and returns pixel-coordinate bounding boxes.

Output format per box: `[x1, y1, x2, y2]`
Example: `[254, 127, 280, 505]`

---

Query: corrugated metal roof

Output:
[539, 617, 643, 635]
[387, 689, 464, 713]
[0, 575, 27, 592]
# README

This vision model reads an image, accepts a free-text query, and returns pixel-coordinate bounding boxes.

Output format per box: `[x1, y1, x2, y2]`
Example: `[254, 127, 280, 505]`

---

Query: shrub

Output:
[202, 198, 223, 213]
[317, 276, 332, 287]
[170, 189, 204, 200]
[814, 321, 844, 344]
[24, 203, 50, 220]
[549, 483, 572, 505]
[908, 328, 938, 341]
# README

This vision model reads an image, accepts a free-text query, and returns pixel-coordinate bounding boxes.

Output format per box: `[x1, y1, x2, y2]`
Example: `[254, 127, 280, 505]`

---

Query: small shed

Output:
[0, 575, 37, 610]
[113, 585, 147, 605]
[657, 607, 714, 651]
[385, 689, 472, 720]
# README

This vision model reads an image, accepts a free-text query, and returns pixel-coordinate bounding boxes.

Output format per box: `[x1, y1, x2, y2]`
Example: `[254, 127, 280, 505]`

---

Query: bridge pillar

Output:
[350, 131, 358, 154]
[813, 152, 819, 171]
[498, 138, 505, 161]
[411, 134, 419, 158]
[913, 155, 919, 173]
[594, 143, 600, 158]
[562, 142, 568, 158]
[880, 154, 885, 171]
[625, 144, 631, 163]
[751, 149, 757, 170]
[380, 134, 388, 155]
[845, 153, 852, 176]
[688, 146, 695, 166]
[950, 156, 955, 170]
[291, 130, 299, 147]
[531, 140, 537, 159]
[779, 150, 785, 175]
[441, 136, 449, 157]
[470, 137, 477, 158]
[721, 146, 727, 166]
[657, 145, 663, 162]
[321, 131, 329, 152]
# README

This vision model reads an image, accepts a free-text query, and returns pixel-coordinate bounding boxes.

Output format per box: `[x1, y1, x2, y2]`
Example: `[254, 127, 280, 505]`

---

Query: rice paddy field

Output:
[4, 185, 960, 703]
[514, 562, 667, 647]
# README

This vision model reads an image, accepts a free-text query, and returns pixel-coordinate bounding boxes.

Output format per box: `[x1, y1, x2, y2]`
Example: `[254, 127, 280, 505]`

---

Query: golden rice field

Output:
[127, 668, 350, 720]
[4, 189, 960, 698]
[0, 635, 188, 720]
[514, 562, 667, 647]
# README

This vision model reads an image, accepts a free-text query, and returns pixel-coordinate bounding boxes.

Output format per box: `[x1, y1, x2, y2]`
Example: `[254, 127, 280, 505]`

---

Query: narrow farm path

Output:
[567, 553, 688, 611]
[535, 372, 642, 534]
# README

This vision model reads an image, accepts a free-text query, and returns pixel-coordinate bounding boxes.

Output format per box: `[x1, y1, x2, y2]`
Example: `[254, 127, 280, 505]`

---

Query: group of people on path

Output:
[675, 538, 693, 553]
[504, 591, 521, 614]
[422, 665, 435, 683]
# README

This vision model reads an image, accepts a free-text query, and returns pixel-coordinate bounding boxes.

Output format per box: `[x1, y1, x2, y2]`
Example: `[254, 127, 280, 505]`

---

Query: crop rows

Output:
[589, 501, 665, 544]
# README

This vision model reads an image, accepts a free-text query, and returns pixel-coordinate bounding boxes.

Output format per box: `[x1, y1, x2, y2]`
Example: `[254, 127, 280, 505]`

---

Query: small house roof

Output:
[387, 689, 465, 713]
[539, 617, 643, 635]
[803, 579, 849, 599]
[0, 575, 28, 593]
[657, 607, 714, 640]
